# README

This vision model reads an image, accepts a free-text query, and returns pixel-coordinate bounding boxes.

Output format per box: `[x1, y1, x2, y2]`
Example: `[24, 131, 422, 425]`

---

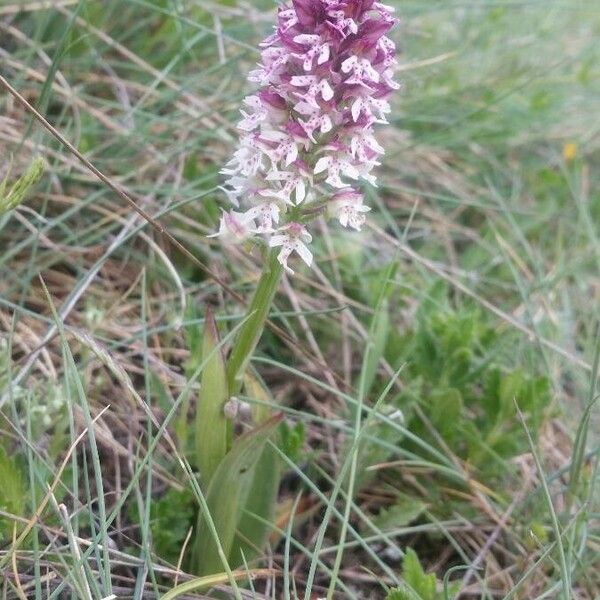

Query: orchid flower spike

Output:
[216, 0, 399, 274]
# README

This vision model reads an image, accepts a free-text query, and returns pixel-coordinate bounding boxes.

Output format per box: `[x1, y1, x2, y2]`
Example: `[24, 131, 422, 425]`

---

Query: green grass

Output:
[1, 0, 599, 598]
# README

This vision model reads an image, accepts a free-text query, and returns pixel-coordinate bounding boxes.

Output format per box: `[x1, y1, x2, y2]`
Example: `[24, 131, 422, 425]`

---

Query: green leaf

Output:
[195, 306, 229, 487]
[244, 370, 276, 426]
[402, 548, 438, 600]
[371, 495, 428, 532]
[131, 488, 195, 565]
[386, 549, 454, 600]
[0, 157, 44, 216]
[230, 372, 281, 566]
[279, 420, 305, 463]
[386, 589, 411, 600]
[230, 442, 280, 567]
[361, 297, 391, 397]
[429, 388, 463, 440]
[161, 568, 274, 600]
[0, 444, 26, 543]
[194, 415, 282, 575]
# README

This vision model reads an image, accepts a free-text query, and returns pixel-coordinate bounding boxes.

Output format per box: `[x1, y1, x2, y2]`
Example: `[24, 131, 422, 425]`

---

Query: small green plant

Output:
[404, 289, 548, 463]
[385, 548, 459, 600]
[0, 157, 44, 216]
[131, 488, 196, 566]
[352, 284, 551, 529]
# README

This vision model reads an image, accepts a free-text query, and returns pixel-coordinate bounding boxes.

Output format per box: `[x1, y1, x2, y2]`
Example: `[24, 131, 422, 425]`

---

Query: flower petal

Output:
[314, 156, 331, 174]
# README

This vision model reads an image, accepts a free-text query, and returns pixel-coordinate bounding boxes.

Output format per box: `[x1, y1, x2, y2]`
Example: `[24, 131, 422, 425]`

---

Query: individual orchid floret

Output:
[314, 152, 360, 189]
[209, 209, 257, 243]
[258, 129, 301, 167]
[237, 96, 269, 132]
[215, 0, 399, 274]
[341, 55, 381, 89]
[264, 170, 308, 205]
[269, 222, 313, 274]
[329, 189, 371, 231]
[293, 34, 330, 71]
[248, 200, 281, 232]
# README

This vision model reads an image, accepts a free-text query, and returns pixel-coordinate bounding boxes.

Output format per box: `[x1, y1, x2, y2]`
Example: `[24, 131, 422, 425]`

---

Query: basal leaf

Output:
[195, 306, 229, 487]
[194, 415, 282, 575]
[231, 372, 281, 566]
[244, 370, 276, 425]
[230, 442, 280, 567]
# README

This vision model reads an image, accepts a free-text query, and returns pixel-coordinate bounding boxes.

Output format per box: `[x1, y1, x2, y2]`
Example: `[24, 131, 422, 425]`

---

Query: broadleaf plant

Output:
[384, 548, 460, 600]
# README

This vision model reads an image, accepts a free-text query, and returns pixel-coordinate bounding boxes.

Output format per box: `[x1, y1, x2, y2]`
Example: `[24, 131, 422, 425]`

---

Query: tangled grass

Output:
[1, 0, 599, 598]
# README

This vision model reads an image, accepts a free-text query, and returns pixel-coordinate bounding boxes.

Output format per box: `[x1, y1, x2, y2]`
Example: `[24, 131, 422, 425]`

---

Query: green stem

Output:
[226, 248, 283, 397]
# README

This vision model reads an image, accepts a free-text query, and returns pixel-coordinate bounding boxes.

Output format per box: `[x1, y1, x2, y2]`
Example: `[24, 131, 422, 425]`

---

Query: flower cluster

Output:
[216, 0, 399, 273]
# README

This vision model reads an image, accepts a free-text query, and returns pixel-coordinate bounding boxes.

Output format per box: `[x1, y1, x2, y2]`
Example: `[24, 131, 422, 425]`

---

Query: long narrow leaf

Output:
[0, 157, 44, 216]
[161, 568, 276, 600]
[195, 414, 283, 575]
[225, 372, 281, 566]
[195, 307, 229, 487]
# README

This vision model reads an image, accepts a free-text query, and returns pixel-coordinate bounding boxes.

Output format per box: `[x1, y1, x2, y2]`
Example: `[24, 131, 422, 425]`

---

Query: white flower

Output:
[209, 209, 257, 243]
[248, 47, 289, 86]
[341, 55, 381, 89]
[293, 34, 330, 71]
[237, 95, 268, 131]
[351, 95, 391, 123]
[325, 9, 358, 37]
[382, 68, 401, 90]
[374, 2, 397, 21]
[330, 190, 371, 231]
[264, 170, 308, 205]
[350, 129, 385, 161]
[258, 130, 302, 168]
[221, 136, 264, 177]
[298, 113, 333, 143]
[278, 7, 298, 32]
[314, 154, 360, 188]
[269, 223, 313, 274]
[356, 159, 380, 187]
[247, 201, 281, 231]
[219, 176, 246, 207]
[290, 75, 334, 110]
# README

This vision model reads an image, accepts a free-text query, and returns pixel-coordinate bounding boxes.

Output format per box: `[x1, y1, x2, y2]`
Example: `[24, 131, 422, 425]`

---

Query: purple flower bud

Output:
[259, 89, 287, 110]
[357, 18, 393, 47]
[347, 0, 377, 20]
[292, 0, 320, 28]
